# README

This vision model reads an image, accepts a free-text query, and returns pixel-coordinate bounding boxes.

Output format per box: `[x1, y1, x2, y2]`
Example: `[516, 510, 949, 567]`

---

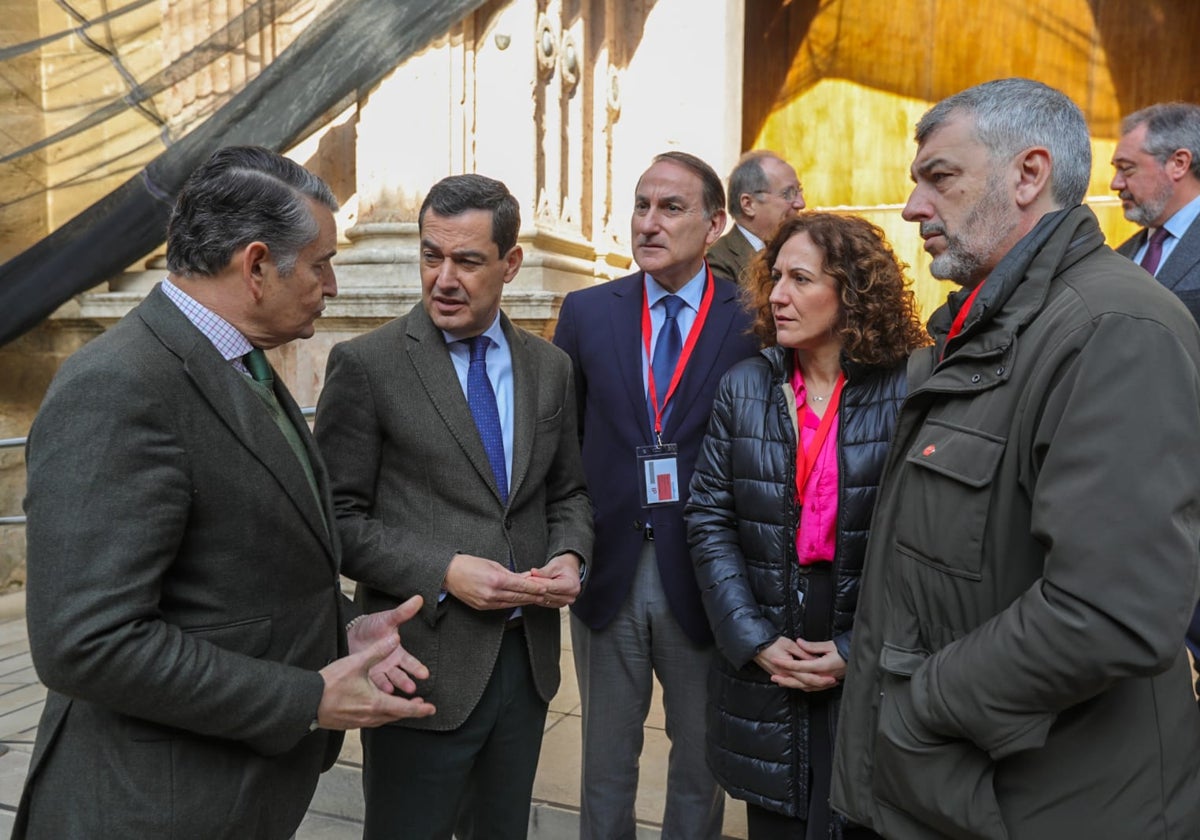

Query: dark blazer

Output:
[314, 304, 592, 730]
[1117, 213, 1200, 323]
[1119, 214, 1200, 683]
[17, 285, 345, 840]
[553, 271, 758, 644]
[706, 226, 758, 285]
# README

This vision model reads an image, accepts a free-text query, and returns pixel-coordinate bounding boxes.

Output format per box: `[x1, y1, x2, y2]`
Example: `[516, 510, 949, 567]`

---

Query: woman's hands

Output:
[753, 636, 846, 691]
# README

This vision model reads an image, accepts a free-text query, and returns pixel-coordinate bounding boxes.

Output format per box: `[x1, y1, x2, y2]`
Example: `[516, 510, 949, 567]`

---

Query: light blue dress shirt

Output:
[1135, 193, 1200, 274]
[642, 266, 708, 430]
[443, 313, 514, 487]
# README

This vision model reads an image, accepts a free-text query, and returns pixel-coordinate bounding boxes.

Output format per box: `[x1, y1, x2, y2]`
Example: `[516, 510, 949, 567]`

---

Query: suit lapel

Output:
[275, 382, 340, 561]
[732, 227, 756, 266]
[405, 304, 508, 506]
[1158, 218, 1200, 292]
[611, 273, 655, 446]
[505, 315, 535, 503]
[662, 279, 741, 440]
[137, 288, 336, 564]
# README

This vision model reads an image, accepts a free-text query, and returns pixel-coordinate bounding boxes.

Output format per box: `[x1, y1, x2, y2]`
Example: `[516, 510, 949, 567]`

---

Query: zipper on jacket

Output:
[773, 356, 809, 811]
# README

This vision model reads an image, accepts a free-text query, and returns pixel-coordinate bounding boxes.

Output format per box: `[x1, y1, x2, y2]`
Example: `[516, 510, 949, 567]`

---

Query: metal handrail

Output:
[1, 435, 26, 525]
[1, 407, 317, 527]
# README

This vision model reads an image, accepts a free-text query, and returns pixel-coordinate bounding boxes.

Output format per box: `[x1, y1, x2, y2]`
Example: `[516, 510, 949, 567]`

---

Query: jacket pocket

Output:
[872, 643, 1008, 840]
[183, 615, 272, 658]
[893, 421, 1004, 581]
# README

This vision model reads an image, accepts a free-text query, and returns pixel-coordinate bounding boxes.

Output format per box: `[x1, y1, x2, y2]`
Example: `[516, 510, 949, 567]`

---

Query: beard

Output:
[1122, 178, 1173, 227]
[927, 175, 1018, 286]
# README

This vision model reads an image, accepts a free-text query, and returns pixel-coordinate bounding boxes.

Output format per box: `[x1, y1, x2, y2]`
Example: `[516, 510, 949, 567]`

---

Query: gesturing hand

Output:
[346, 594, 430, 694]
[317, 633, 436, 730]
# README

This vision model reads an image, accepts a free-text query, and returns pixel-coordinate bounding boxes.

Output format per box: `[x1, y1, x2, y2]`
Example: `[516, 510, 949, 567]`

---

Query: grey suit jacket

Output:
[1117, 214, 1200, 324]
[706, 225, 758, 285]
[314, 303, 592, 730]
[16, 285, 347, 840]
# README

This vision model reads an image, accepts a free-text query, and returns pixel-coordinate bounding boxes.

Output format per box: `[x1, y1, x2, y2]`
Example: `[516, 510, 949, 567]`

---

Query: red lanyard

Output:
[794, 371, 845, 504]
[941, 279, 985, 360]
[642, 268, 715, 437]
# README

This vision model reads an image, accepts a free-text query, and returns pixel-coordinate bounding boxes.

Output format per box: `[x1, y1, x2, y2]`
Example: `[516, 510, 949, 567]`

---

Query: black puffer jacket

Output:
[685, 344, 906, 817]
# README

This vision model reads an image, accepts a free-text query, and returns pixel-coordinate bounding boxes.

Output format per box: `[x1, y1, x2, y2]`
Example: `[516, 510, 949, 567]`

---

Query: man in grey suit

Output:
[16, 146, 436, 840]
[315, 173, 593, 839]
[706, 149, 805, 284]
[1111, 102, 1200, 693]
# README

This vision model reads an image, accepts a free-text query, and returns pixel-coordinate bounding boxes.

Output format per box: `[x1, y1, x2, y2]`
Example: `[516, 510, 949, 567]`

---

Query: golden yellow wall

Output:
[744, 0, 1200, 319]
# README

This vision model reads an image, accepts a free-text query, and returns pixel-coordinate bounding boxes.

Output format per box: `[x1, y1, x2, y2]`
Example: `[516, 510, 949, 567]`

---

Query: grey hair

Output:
[419, 174, 521, 255]
[1121, 102, 1200, 179]
[166, 146, 338, 278]
[726, 150, 782, 217]
[650, 151, 726, 218]
[916, 78, 1092, 207]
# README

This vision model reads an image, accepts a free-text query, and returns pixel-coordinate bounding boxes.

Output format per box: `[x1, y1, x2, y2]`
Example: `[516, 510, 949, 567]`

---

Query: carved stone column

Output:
[324, 0, 622, 346]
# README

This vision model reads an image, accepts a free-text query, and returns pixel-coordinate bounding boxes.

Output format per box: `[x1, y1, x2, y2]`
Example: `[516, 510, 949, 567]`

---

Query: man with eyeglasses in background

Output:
[706, 150, 806, 285]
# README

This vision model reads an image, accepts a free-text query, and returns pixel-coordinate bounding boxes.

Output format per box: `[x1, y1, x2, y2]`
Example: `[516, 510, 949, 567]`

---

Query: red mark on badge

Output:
[922, 444, 936, 456]
[657, 473, 673, 499]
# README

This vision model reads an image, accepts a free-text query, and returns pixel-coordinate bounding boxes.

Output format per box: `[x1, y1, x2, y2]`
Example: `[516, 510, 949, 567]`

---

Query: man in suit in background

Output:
[16, 146, 435, 840]
[554, 151, 759, 839]
[706, 149, 806, 284]
[315, 173, 592, 839]
[1112, 103, 1200, 322]
[1111, 102, 1200, 695]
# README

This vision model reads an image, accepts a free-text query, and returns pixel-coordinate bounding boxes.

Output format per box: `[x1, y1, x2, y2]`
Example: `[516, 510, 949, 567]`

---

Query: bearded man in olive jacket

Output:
[832, 78, 1200, 839]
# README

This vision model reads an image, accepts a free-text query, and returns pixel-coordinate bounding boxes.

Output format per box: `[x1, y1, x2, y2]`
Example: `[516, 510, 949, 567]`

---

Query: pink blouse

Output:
[791, 364, 839, 565]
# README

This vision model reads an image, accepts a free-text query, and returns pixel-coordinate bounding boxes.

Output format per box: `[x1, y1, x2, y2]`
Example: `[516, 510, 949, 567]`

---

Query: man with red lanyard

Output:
[832, 78, 1200, 839]
[554, 151, 759, 839]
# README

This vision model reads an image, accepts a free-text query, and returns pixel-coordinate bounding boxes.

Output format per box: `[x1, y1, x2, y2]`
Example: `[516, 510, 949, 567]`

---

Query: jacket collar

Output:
[931, 205, 1106, 362]
[760, 343, 880, 386]
[611, 270, 745, 444]
[137, 286, 338, 563]
[404, 302, 528, 507]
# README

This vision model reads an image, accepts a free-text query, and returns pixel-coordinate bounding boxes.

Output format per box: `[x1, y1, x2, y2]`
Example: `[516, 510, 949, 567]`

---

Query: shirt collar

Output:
[160, 277, 254, 363]
[644, 265, 707, 312]
[1162, 193, 1200, 241]
[736, 223, 765, 252]
[441, 310, 508, 351]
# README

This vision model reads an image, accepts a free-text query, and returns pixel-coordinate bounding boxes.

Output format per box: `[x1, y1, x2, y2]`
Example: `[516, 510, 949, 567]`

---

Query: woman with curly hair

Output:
[685, 213, 927, 839]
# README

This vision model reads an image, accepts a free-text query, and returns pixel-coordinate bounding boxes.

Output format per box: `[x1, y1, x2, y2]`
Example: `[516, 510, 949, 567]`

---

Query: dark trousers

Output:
[746, 803, 883, 840]
[361, 627, 549, 840]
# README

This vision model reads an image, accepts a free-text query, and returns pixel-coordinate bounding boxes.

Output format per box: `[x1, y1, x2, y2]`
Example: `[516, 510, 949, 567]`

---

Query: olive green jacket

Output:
[832, 206, 1200, 839]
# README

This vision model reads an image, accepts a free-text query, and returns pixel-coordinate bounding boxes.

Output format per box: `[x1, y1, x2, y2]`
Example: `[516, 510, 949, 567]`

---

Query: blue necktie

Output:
[467, 336, 508, 504]
[650, 295, 684, 414]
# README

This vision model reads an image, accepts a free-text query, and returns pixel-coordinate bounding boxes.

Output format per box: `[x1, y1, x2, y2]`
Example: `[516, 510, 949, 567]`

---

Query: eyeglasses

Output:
[756, 185, 804, 203]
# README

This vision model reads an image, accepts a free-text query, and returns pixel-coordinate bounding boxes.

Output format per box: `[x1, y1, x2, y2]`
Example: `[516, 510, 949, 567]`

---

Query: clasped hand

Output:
[444, 552, 583, 611]
[753, 636, 846, 692]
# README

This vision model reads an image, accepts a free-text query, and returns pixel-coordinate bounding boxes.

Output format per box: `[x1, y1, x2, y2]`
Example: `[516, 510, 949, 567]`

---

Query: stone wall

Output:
[0, 0, 748, 584]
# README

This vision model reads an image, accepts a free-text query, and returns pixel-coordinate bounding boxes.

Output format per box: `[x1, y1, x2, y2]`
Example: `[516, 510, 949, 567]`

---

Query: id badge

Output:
[637, 443, 680, 507]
